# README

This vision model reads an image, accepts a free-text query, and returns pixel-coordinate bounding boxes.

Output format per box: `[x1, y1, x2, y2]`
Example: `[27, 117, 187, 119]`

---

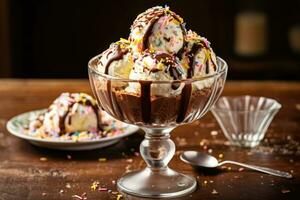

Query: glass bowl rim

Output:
[88, 55, 227, 83]
[211, 95, 282, 113]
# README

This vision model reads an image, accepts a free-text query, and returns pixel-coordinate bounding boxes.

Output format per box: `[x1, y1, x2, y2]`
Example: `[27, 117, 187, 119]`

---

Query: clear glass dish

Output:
[88, 56, 228, 198]
[211, 95, 281, 148]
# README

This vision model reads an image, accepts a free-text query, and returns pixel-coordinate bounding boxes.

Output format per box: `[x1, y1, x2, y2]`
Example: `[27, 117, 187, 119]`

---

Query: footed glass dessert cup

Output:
[88, 56, 228, 198]
[211, 96, 281, 148]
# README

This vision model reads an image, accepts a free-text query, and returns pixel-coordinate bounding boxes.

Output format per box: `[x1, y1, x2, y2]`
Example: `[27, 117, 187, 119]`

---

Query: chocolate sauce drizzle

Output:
[101, 44, 128, 121]
[185, 41, 217, 77]
[176, 57, 193, 122]
[176, 43, 203, 123]
[187, 44, 201, 78]
[106, 80, 124, 120]
[58, 94, 101, 134]
[132, 7, 186, 53]
[142, 16, 162, 51]
[176, 83, 192, 122]
[139, 81, 152, 123]
[176, 42, 218, 122]
[153, 53, 183, 89]
[103, 45, 128, 74]
[130, 8, 191, 123]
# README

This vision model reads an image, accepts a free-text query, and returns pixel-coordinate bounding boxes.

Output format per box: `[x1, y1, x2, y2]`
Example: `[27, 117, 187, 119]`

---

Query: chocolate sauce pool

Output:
[101, 52, 214, 124]
[102, 48, 195, 123]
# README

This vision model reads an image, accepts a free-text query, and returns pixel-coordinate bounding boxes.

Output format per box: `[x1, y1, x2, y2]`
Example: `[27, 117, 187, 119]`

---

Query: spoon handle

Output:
[219, 160, 293, 179]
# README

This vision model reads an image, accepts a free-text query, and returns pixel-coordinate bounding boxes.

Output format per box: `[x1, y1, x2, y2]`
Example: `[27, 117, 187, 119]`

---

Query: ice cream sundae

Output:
[90, 6, 219, 126]
[88, 6, 227, 198]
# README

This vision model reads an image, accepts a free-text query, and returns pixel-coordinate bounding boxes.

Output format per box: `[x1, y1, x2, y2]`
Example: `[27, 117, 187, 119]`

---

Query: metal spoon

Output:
[180, 151, 292, 179]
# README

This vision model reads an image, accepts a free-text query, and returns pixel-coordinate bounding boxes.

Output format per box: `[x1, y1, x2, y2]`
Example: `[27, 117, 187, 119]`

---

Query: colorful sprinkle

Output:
[116, 194, 123, 200]
[98, 158, 107, 162]
[40, 157, 47, 161]
[91, 181, 99, 191]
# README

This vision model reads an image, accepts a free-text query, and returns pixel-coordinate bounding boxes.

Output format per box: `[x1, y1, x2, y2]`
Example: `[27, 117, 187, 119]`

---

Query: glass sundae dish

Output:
[88, 6, 227, 198]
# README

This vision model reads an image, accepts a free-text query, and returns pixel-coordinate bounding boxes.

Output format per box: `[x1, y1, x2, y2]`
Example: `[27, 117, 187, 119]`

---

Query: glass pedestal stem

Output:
[117, 127, 197, 198]
[140, 127, 175, 170]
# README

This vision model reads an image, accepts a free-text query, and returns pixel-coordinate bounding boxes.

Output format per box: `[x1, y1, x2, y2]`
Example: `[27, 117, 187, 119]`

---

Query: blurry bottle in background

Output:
[289, 25, 300, 55]
[234, 0, 268, 57]
[288, 1, 300, 56]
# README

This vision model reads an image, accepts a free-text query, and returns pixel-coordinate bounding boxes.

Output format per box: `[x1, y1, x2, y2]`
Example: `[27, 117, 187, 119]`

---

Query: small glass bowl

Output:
[211, 95, 281, 148]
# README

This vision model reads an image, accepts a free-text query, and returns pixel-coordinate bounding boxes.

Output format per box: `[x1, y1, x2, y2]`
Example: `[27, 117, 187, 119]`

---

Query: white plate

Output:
[6, 109, 139, 150]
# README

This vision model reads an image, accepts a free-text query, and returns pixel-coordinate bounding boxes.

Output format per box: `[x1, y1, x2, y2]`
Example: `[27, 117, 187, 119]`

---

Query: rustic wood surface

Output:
[0, 79, 299, 200]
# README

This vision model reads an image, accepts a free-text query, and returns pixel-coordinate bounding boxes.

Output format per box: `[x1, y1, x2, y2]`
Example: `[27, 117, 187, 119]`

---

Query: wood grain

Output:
[0, 80, 299, 200]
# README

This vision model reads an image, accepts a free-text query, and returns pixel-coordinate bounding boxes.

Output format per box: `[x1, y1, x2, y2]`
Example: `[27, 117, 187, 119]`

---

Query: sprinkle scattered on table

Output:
[281, 189, 291, 194]
[88, 180, 124, 199]
[125, 165, 133, 173]
[176, 137, 187, 146]
[212, 189, 219, 195]
[91, 181, 100, 191]
[200, 140, 205, 146]
[111, 191, 119, 195]
[65, 183, 71, 188]
[210, 130, 218, 136]
[40, 157, 47, 161]
[98, 158, 107, 162]
[98, 187, 108, 191]
[72, 193, 87, 200]
[116, 194, 123, 200]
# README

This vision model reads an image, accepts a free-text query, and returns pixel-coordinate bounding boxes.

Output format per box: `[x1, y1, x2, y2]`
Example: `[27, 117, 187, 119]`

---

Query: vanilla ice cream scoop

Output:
[180, 30, 217, 78]
[97, 39, 134, 78]
[127, 52, 186, 96]
[130, 6, 186, 55]
[179, 30, 218, 90]
[31, 93, 101, 136]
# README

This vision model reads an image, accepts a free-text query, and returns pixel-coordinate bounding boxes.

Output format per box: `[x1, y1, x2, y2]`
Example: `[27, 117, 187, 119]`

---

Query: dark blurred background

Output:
[0, 0, 299, 80]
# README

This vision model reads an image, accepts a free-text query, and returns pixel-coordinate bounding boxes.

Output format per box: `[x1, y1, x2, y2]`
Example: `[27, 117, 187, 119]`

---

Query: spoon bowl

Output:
[180, 151, 219, 168]
[180, 150, 292, 179]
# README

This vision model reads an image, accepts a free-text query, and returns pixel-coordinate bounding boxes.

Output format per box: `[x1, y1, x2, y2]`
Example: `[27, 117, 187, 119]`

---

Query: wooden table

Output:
[0, 80, 299, 200]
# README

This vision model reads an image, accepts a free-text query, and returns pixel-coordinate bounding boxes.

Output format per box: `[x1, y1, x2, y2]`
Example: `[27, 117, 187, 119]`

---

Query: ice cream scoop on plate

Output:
[6, 93, 138, 150]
